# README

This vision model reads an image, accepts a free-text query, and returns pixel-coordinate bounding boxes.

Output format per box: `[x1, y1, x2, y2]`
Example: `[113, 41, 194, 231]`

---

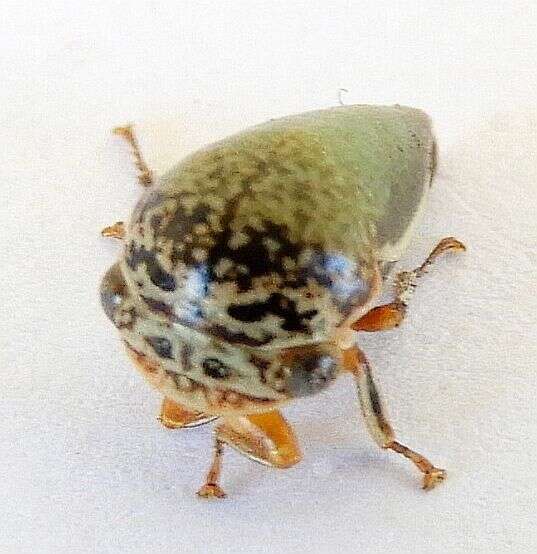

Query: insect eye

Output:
[282, 346, 339, 398]
[100, 263, 127, 322]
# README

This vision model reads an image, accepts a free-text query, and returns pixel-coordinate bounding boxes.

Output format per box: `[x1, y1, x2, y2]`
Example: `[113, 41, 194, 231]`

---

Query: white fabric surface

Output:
[2, 2, 536, 553]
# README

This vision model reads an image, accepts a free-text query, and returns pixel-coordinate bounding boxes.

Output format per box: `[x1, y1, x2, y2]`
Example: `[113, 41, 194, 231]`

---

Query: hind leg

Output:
[344, 346, 446, 490]
[159, 398, 217, 429]
[197, 410, 302, 498]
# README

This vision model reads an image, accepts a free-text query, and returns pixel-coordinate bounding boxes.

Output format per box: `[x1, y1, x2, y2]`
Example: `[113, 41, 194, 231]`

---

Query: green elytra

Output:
[102, 104, 436, 410]
[157, 104, 434, 264]
[124, 104, 434, 344]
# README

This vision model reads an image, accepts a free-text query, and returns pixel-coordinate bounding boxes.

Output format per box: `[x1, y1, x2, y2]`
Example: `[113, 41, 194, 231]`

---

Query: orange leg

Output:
[344, 346, 446, 490]
[352, 303, 404, 332]
[101, 221, 125, 240]
[101, 124, 155, 239]
[197, 410, 302, 499]
[353, 237, 466, 333]
[159, 398, 217, 429]
[197, 439, 226, 499]
[113, 123, 154, 187]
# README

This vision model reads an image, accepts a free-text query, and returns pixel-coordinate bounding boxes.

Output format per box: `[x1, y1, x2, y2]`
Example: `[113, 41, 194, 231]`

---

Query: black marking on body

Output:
[116, 307, 136, 331]
[145, 336, 174, 359]
[249, 354, 271, 384]
[206, 220, 303, 293]
[160, 202, 213, 266]
[202, 357, 232, 379]
[227, 293, 318, 333]
[140, 295, 175, 319]
[208, 324, 275, 347]
[126, 242, 176, 291]
[129, 151, 373, 343]
[367, 371, 383, 418]
[181, 343, 193, 372]
[138, 182, 303, 293]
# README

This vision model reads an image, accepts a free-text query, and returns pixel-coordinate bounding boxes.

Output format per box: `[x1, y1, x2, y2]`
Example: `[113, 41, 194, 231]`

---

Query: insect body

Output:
[100, 105, 465, 498]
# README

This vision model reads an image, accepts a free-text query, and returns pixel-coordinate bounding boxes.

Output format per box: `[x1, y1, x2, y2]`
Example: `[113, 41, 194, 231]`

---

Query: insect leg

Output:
[159, 397, 217, 429]
[101, 124, 153, 238]
[344, 346, 446, 490]
[197, 410, 302, 498]
[113, 123, 154, 187]
[352, 237, 466, 332]
[197, 437, 227, 498]
[101, 221, 125, 240]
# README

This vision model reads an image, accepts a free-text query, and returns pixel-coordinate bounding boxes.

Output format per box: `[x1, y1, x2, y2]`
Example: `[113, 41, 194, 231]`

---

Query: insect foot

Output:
[422, 468, 447, 491]
[197, 483, 227, 499]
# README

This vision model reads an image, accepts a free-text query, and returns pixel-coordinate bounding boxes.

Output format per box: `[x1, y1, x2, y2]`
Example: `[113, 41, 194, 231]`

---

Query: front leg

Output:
[100, 124, 155, 239]
[353, 237, 466, 332]
[101, 221, 125, 239]
[113, 124, 154, 187]
[197, 410, 302, 498]
[343, 347, 446, 490]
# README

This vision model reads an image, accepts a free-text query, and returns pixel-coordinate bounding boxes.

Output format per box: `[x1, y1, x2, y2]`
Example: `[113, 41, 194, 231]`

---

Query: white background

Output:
[2, 2, 536, 553]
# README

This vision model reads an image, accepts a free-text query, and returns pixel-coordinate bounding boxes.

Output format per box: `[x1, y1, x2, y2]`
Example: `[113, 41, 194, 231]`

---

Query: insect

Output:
[100, 105, 465, 498]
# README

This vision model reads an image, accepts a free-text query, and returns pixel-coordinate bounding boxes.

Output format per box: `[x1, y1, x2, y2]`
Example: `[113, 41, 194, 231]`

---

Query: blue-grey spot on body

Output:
[202, 358, 232, 379]
[145, 336, 174, 359]
[182, 265, 210, 298]
[297, 250, 371, 314]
